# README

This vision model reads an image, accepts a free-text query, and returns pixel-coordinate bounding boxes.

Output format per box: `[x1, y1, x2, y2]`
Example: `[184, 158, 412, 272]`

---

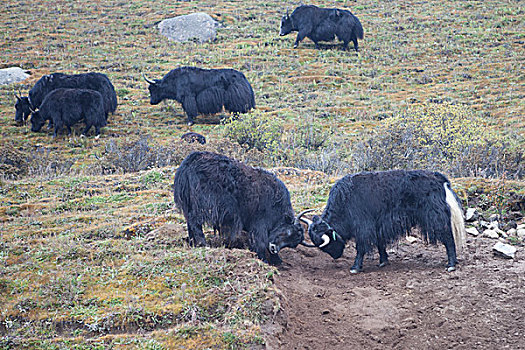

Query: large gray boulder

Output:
[0, 67, 29, 85]
[158, 13, 220, 43]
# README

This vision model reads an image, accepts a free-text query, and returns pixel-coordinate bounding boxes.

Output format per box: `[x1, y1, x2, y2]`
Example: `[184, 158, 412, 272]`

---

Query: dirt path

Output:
[266, 237, 525, 350]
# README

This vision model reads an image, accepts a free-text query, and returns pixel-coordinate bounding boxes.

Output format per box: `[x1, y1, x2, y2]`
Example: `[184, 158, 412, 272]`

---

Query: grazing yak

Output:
[143, 67, 256, 125]
[173, 151, 309, 265]
[279, 5, 364, 51]
[30, 88, 107, 137]
[300, 170, 466, 273]
[15, 72, 117, 125]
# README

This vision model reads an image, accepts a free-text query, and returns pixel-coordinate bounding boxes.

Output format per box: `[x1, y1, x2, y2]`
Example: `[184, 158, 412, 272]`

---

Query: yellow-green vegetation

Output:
[1, 0, 524, 348]
[352, 103, 523, 177]
[1, 168, 279, 348]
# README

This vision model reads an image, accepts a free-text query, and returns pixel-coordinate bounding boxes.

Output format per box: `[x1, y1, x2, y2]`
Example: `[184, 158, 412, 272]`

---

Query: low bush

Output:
[351, 103, 523, 179]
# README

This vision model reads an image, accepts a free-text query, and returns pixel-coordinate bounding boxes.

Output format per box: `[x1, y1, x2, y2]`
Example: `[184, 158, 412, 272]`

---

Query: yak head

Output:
[304, 215, 345, 259]
[267, 214, 306, 255]
[143, 73, 163, 105]
[279, 10, 295, 36]
[30, 111, 46, 132]
[14, 94, 32, 125]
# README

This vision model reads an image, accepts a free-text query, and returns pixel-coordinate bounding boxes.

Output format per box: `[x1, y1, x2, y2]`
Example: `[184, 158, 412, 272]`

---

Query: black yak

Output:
[300, 170, 466, 273]
[143, 67, 256, 126]
[279, 5, 364, 51]
[15, 72, 117, 125]
[173, 151, 309, 265]
[30, 88, 107, 137]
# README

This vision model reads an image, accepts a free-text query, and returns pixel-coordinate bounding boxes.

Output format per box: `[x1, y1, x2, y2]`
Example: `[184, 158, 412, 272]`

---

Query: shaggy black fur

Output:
[16, 72, 117, 125]
[145, 67, 256, 125]
[173, 151, 304, 265]
[307, 170, 465, 273]
[14, 95, 31, 125]
[280, 5, 364, 51]
[30, 88, 107, 137]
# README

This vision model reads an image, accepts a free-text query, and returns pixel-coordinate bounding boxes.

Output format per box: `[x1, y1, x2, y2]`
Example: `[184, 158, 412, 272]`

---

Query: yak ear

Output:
[286, 8, 289, 17]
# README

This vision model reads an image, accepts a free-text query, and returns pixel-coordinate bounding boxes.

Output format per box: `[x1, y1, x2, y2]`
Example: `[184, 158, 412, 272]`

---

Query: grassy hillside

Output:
[1, 0, 524, 348]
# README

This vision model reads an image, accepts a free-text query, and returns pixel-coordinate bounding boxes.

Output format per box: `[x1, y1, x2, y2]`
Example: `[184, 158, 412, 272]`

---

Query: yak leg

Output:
[182, 95, 198, 126]
[352, 36, 359, 52]
[185, 212, 207, 247]
[82, 124, 92, 136]
[377, 240, 390, 267]
[442, 234, 458, 272]
[53, 120, 63, 138]
[221, 216, 244, 249]
[294, 29, 310, 48]
[350, 243, 366, 273]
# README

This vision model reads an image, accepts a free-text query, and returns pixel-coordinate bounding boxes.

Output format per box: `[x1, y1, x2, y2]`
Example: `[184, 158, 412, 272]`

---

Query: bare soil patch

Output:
[267, 237, 525, 349]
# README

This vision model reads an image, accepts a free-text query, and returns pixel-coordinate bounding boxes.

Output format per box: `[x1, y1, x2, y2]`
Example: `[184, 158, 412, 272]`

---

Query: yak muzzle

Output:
[268, 242, 279, 255]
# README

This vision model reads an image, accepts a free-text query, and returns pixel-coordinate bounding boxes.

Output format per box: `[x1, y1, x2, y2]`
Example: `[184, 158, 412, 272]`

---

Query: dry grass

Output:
[1, 0, 524, 348]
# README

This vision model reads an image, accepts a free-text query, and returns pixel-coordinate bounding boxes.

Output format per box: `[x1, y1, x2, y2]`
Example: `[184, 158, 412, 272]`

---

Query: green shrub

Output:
[352, 103, 523, 178]
[222, 111, 283, 154]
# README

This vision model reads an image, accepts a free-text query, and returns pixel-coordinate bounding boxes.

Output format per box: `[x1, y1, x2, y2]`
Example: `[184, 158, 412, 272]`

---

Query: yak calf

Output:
[300, 170, 466, 273]
[30, 88, 107, 137]
[15, 72, 117, 125]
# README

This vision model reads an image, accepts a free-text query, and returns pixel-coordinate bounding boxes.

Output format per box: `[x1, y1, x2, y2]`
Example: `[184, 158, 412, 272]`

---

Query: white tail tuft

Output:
[444, 183, 466, 255]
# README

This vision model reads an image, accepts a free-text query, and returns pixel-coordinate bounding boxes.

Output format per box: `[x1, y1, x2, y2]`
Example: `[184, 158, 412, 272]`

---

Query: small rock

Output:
[493, 242, 517, 259]
[488, 221, 500, 230]
[517, 229, 525, 240]
[466, 227, 480, 236]
[517, 224, 525, 230]
[406, 236, 418, 244]
[158, 13, 221, 43]
[483, 229, 500, 239]
[488, 214, 500, 222]
[0, 67, 30, 85]
[465, 208, 479, 222]
[507, 228, 517, 236]
[479, 220, 490, 229]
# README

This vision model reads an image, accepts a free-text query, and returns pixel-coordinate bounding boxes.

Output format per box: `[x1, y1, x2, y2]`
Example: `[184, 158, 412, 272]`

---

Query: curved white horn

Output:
[296, 208, 315, 225]
[142, 72, 156, 85]
[319, 234, 330, 248]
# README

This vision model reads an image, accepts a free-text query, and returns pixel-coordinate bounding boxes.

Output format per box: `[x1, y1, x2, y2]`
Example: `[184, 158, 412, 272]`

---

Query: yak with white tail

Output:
[300, 170, 466, 273]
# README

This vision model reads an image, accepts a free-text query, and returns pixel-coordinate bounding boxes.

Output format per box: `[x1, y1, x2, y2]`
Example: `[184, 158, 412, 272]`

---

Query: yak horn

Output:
[296, 208, 315, 225]
[319, 234, 331, 248]
[299, 241, 316, 248]
[142, 72, 156, 85]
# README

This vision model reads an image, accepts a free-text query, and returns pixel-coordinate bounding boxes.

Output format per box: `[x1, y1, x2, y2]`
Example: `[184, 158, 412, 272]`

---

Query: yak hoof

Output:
[446, 266, 456, 272]
[187, 121, 194, 126]
[350, 268, 361, 274]
[378, 261, 390, 268]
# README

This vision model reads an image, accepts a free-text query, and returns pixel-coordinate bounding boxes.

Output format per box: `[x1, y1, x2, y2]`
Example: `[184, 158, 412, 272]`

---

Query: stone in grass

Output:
[0, 67, 30, 85]
[492, 242, 517, 259]
[466, 227, 480, 236]
[483, 229, 500, 239]
[465, 208, 479, 222]
[158, 13, 221, 43]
